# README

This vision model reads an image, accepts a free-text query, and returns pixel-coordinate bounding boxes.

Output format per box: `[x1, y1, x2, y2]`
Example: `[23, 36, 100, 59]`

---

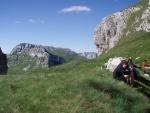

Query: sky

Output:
[0, 0, 141, 54]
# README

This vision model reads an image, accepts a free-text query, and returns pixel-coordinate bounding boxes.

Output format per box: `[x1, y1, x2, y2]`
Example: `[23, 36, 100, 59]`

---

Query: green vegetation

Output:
[45, 46, 87, 62]
[1, 0, 150, 112]
[1, 58, 150, 113]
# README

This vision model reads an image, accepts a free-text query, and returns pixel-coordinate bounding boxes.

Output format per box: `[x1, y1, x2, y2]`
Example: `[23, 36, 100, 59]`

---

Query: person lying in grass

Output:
[113, 60, 135, 87]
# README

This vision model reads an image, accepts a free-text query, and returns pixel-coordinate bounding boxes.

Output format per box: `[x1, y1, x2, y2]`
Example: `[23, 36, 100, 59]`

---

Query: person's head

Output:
[121, 60, 128, 68]
[129, 57, 132, 60]
[144, 60, 147, 62]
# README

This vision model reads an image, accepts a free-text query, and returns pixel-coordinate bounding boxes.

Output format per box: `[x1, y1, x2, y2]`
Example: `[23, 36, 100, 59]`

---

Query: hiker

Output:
[113, 60, 135, 86]
[142, 60, 148, 67]
[124, 57, 141, 80]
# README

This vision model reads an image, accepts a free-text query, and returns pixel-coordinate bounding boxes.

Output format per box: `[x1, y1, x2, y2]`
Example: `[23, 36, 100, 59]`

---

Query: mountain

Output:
[94, 0, 150, 55]
[44, 46, 87, 62]
[78, 52, 98, 59]
[8, 43, 66, 71]
[7, 43, 87, 72]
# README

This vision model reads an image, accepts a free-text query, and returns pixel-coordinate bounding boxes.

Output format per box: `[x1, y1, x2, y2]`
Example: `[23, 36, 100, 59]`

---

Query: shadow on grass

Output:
[85, 77, 150, 112]
[138, 76, 150, 86]
[135, 76, 150, 99]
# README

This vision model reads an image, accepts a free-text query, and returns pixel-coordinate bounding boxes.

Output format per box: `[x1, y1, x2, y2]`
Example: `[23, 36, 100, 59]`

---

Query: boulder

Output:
[106, 57, 123, 72]
[143, 67, 150, 77]
[0, 48, 8, 75]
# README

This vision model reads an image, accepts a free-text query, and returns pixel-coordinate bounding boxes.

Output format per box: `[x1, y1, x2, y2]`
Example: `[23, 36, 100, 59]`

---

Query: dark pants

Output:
[113, 75, 127, 83]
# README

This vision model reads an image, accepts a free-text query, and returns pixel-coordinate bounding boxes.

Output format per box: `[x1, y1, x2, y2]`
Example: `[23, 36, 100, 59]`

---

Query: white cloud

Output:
[15, 21, 22, 24]
[59, 6, 91, 13]
[29, 19, 45, 24]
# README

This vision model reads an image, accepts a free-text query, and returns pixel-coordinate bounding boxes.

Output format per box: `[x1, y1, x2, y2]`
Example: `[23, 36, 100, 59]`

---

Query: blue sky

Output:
[0, 0, 140, 53]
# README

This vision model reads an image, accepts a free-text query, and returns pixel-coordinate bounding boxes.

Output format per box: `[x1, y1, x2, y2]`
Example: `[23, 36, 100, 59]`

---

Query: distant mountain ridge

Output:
[78, 52, 98, 59]
[8, 43, 97, 71]
[8, 43, 67, 71]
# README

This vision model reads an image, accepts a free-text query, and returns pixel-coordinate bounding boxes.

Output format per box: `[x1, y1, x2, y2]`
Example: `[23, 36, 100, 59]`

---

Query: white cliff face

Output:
[78, 52, 98, 59]
[94, 7, 141, 55]
[94, 1, 150, 56]
[136, 2, 150, 32]
[106, 57, 123, 72]
[8, 43, 66, 68]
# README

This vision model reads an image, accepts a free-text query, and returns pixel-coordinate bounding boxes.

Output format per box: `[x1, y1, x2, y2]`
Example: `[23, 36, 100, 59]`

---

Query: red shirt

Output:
[142, 61, 147, 67]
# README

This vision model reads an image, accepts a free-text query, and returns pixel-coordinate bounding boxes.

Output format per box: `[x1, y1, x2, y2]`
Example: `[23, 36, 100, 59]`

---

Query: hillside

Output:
[44, 46, 88, 62]
[0, 0, 150, 113]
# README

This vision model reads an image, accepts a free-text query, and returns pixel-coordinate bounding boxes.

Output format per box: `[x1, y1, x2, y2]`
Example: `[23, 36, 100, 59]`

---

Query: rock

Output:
[106, 57, 123, 72]
[22, 65, 30, 71]
[0, 48, 8, 75]
[144, 74, 150, 77]
[78, 52, 98, 59]
[94, 0, 150, 56]
[93, 6, 141, 55]
[143, 67, 150, 76]
[136, 3, 150, 32]
[8, 43, 67, 68]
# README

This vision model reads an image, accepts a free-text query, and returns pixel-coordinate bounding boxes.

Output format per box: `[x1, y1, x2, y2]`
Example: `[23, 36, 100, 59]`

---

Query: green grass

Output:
[1, 57, 150, 113]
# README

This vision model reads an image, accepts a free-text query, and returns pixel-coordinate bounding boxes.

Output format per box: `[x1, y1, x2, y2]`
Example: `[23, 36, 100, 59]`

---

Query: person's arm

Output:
[130, 59, 141, 68]
[133, 64, 138, 68]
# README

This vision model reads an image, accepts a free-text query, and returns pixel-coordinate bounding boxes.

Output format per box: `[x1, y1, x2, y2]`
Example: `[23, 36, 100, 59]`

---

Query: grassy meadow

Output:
[1, 54, 150, 112]
[1, 0, 150, 112]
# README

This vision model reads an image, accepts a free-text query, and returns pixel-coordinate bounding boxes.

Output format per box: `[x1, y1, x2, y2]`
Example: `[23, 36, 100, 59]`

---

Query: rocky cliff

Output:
[8, 43, 66, 71]
[94, 0, 150, 55]
[0, 48, 8, 74]
[78, 52, 98, 59]
[8, 43, 87, 71]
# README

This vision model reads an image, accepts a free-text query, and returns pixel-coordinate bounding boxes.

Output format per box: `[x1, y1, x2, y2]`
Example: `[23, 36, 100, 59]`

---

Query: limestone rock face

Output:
[8, 43, 88, 71]
[78, 52, 98, 59]
[136, 2, 150, 32]
[8, 43, 66, 69]
[0, 48, 8, 75]
[94, 1, 150, 55]
[93, 6, 141, 55]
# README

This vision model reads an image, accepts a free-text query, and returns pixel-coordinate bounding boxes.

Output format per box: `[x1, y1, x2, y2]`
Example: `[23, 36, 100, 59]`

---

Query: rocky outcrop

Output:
[78, 52, 98, 59]
[136, 1, 150, 32]
[8, 43, 89, 71]
[106, 57, 123, 72]
[94, 6, 141, 55]
[0, 48, 8, 74]
[8, 43, 66, 70]
[94, 1, 150, 56]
